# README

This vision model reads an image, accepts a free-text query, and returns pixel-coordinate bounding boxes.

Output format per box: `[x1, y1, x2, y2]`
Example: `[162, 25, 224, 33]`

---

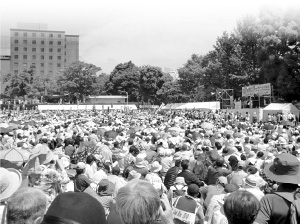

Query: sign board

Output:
[235, 101, 242, 109]
[242, 83, 271, 97]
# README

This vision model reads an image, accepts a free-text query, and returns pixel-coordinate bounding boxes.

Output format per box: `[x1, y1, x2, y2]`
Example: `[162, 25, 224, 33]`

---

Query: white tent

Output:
[262, 103, 299, 121]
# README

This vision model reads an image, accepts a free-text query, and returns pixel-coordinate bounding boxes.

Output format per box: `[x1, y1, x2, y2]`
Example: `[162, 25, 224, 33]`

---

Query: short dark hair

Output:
[215, 142, 222, 150]
[257, 151, 264, 158]
[86, 155, 95, 164]
[129, 146, 139, 155]
[112, 166, 121, 175]
[181, 160, 189, 170]
[224, 191, 260, 224]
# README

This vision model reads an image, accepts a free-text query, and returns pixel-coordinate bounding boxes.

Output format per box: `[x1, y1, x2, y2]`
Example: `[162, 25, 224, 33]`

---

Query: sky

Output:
[1, 0, 300, 74]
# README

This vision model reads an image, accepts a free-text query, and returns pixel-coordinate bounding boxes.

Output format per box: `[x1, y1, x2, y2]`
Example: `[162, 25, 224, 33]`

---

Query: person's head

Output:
[75, 162, 85, 175]
[224, 190, 260, 224]
[257, 151, 264, 159]
[7, 188, 48, 224]
[86, 155, 95, 165]
[42, 192, 106, 224]
[187, 184, 199, 198]
[123, 166, 134, 179]
[215, 141, 222, 150]
[112, 166, 121, 176]
[215, 156, 225, 167]
[116, 179, 160, 224]
[129, 145, 139, 156]
[181, 160, 189, 170]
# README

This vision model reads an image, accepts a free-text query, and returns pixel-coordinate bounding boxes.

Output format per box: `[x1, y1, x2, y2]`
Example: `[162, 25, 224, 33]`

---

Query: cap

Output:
[76, 162, 86, 169]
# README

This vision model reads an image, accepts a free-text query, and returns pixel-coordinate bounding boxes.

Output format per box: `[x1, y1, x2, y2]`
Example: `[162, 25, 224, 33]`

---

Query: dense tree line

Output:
[2, 7, 300, 104]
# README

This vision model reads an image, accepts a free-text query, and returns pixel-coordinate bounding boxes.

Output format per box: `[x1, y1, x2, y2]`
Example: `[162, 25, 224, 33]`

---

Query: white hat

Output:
[0, 168, 22, 202]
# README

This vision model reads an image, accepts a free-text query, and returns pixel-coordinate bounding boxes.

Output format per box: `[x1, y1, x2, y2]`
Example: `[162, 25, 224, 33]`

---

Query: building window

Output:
[58, 34, 61, 38]
[57, 48, 61, 52]
[49, 33, 53, 38]
[41, 48, 44, 52]
[32, 48, 36, 52]
[57, 41, 61, 45]
[41, 70, 44, 75]
[32, 40, 36, 44]
[57, 56, 61, 60]
[49, 63, 53, 67]
[41, 55, 44, 60]
[32, 33, 36, 37]
[14, 55, 18, 59]
[32, 63, 36, 66]
[57, 63, 61, 67]
[23, 47, 27, 52]
[14, 32, 18, 36]
[41, 63, 44, 67]
[14, 47, 18, 51]
[41, 40, 45, 44]
[14, 70, 18, 75]
[41, 33, 45, 37]
[49, 56, 53, 60]
[23, 55, 27, 59]
[32, 55, 36, 60]
[49, 41, 53, 45]
[14, 62, 18, 66]
[49, 48, 53, 52]
[23, 32, 27, 37]
[14, 39, 18, 44]
[23, 40, 27, 44]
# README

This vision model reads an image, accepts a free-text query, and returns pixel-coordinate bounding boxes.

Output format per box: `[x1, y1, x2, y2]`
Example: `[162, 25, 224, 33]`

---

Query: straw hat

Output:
[150, 161, 162, 173]
[174, 177, 186, 186]
[0, 167, 22, 202]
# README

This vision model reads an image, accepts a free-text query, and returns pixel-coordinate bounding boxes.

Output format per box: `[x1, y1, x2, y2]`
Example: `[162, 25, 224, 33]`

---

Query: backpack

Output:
[274, 191, 300, 224]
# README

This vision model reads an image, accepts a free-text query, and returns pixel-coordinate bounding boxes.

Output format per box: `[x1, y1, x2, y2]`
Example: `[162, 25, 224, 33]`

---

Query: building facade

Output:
[10, 28, 79, 77]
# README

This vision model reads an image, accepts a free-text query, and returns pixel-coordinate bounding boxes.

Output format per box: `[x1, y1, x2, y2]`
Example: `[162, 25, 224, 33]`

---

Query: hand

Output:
[159, 194, 174, 224]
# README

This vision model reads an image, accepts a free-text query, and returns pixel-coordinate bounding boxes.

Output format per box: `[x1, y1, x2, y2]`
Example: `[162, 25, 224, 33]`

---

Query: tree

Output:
[139, 66, 171, 104]
[3, 65, 36, 98]
[57, 61, 101, 101]
[105, 61, 140, 101]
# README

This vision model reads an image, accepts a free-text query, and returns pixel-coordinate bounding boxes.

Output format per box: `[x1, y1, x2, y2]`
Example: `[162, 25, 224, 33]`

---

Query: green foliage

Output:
[105, 61, 140, 101]
[57, 61, 101, 101]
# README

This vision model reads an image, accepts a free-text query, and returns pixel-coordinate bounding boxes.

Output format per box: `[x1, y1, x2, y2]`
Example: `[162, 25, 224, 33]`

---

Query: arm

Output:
[254, 196, 271, 224]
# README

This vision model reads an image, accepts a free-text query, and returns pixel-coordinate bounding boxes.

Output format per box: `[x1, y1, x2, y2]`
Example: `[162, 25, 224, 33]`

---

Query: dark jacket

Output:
[177, 170, 202, 187]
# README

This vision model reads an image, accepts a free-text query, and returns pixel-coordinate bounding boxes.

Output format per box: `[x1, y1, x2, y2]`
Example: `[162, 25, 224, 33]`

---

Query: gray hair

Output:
[116, 179, 160, 224]
[7, 187, 48, 224]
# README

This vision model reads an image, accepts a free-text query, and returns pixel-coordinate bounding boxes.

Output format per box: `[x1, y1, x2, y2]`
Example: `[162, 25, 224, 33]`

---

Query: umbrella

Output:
[104, 131, 118, 139]
[167, 127, 184, 133]
[9, 120, 22, 124]
[0, 127, 13, 134]
[237, 123, 249, 130]
[23, 121, 37, 126]
[127, 126, 144, 134]
[143, 127, 157, 133]
[0, 123, 9, 128]
[8, 123, 19, 129]
[0, 159, 22, 169]
[224, 130, 234, 136]
[97, 127, 108, 136]
[201, 122, 214, 130]
[263, 123, 274, 131]
[85, 121, 96, 126]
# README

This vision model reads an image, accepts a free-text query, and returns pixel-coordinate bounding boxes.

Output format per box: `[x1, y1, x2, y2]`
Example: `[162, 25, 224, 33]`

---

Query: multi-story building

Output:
[10, 27, 79, 77]
[162, 67, 179, 80]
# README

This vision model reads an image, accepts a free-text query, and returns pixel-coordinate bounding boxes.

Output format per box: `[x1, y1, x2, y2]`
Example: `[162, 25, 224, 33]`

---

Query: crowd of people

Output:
[1, 108, 300, 224]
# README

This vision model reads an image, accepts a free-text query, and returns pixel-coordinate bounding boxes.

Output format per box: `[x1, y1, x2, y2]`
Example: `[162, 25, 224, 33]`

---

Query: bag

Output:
[274, 191, 300, 224]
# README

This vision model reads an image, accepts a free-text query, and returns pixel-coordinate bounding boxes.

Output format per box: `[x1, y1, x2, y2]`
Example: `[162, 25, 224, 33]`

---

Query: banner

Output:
[235, 101, 242, 109]
[242, 83, 271, 97]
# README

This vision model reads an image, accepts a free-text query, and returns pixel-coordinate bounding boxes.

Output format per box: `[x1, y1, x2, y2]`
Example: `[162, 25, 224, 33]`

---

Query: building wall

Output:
[88, 97, 126, 104]
[10, 28, 79, 77]
[65, 35, 79, 66]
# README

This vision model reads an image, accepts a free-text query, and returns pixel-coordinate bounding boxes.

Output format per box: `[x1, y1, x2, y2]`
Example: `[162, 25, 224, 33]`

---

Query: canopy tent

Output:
[262, 103, 299, 121]
[162, 102, 220, 110]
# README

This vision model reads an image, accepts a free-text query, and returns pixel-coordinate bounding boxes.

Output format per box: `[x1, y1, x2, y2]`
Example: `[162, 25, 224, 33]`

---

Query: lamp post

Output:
[125, 91, 128, 108]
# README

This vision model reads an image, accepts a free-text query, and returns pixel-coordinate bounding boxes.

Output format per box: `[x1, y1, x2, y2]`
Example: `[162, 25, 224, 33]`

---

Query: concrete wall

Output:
[220, 108, 263, 121]
[88, 98, 126, 104]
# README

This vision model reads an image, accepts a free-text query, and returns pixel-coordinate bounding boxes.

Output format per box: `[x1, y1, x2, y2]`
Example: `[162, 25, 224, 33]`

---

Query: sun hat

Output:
[243, 175, 258, 188]
[174, 177, 187, 186]
[0, 167, 22, 202]
[76, 162, 86, 169]
[264, 153, 300, 184]
[217, 176, 228, 185]
[127, 170, 141, 181]
[97, 179, 115, 196]
[224, 183, 239, 193]
[135, 154, 146, 168]
[42, 192, 106, 224]
[150, 161, 162, 173]
[173, 152, 182, 161]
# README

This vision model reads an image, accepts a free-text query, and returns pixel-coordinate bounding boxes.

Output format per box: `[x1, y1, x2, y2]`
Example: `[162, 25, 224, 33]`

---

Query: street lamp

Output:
[124, 91, 128, 108]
